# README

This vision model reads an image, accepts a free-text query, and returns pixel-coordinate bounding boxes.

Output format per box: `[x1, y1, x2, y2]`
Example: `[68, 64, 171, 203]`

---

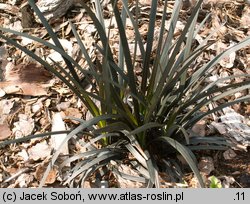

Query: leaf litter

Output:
[0, 0, 249, 188]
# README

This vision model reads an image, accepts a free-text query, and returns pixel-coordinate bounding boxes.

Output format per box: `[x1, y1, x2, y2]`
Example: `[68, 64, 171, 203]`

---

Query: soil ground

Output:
[214, 147, 250, 188]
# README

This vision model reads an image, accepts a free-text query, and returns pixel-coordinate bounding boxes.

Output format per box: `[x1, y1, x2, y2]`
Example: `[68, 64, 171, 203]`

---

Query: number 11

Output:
[236, 192, 245, 200]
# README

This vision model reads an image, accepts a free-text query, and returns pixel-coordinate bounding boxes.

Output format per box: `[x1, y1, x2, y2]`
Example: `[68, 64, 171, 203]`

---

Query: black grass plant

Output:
[0, 0, 250, 187]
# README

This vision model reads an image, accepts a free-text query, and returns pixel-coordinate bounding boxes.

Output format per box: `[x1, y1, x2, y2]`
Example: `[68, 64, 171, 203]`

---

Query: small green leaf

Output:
[209, 176, 222, 188]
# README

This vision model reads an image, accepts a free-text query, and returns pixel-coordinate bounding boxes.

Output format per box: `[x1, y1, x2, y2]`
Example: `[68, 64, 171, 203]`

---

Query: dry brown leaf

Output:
[35, 162, 58, 185]
[0, 63, 53, 96]
[12, 114, 35, 139]
[223, 149, 237, 160]
[198, 157, 215, 175]
[5, 167, 18, 177]
[245, 105, 250, 115]
[17, 149, 29, 161]
[219, 42, 236, 68]
[189, 0, 244, 6]
[233, 68, 245, 83]
[8, 63, 52, 83]
[63, 107, 82, 123]
[0, 3, 19, 16]
[241, 6, 250, 28]
[189, 175, 206, 188]
[82, 181, 92, 188]
[54, 87, 71, 95]
[47, 38, 73, 63]
[191, 120, 206, 136]
[139, 0, 152, 5]
[0, 123, 12, 141]
[56, 101, 71, 111]
[221, 176, 235, 188]
[0, 99, 15, 124]
[28, 141, 51, 161]
[15, 173, 34, 188]
[31, 102, 43, 113]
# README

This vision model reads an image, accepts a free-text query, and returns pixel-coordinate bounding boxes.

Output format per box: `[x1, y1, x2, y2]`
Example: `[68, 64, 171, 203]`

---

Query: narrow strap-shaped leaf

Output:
[69, 21, 96, 74]
[0, 33, 101, 117]
[94, 0, 105, 31]
[148, 0, 168, 95]
[130, 160, 150, 179]
[159, 0, 182, 72]
[157, 137, 205, 187]
[0, 27, 96, 77]
[111, 168, 147, 183]
[111, 0, 141, 124]
[127, 122, 163, 147]
[83, 133, 121, 149]
[0, 131, 70, 148]
[145, 0, 203, 122]
[144, 150, 160, 187]
[161, 0, 203, 77]
[93, 122, 130, 135]
[189, 137, 230, 147]
[177, 5, 199, 103]
[166, 125, 190, 144]
[79, 165, 103, 186]
[49, 58, 99, 98]
[59, 150, 112, 169]
[185, 95, 250, 128]
[118, 0, 128, 87]
[95, 44, 129, 82]
[121, 0, 145, 59]
[187, 35, 250, 89]
[64, 151, 119, 184]
[80, 2, 118, 83]
[188, 146, 229, 150]
[39, 114, 121, 187]
[180, 83, 250, 125]
[141, 0, 158, 94]
[109, 85, 138, 127]
[180, 77, 250, 113]
[146, 43, 209, 122]
[125, 143, 147, 168]
[162, 43, 212, 96]
[28, 0, 80, 83]
[127, 122, 163, 136]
